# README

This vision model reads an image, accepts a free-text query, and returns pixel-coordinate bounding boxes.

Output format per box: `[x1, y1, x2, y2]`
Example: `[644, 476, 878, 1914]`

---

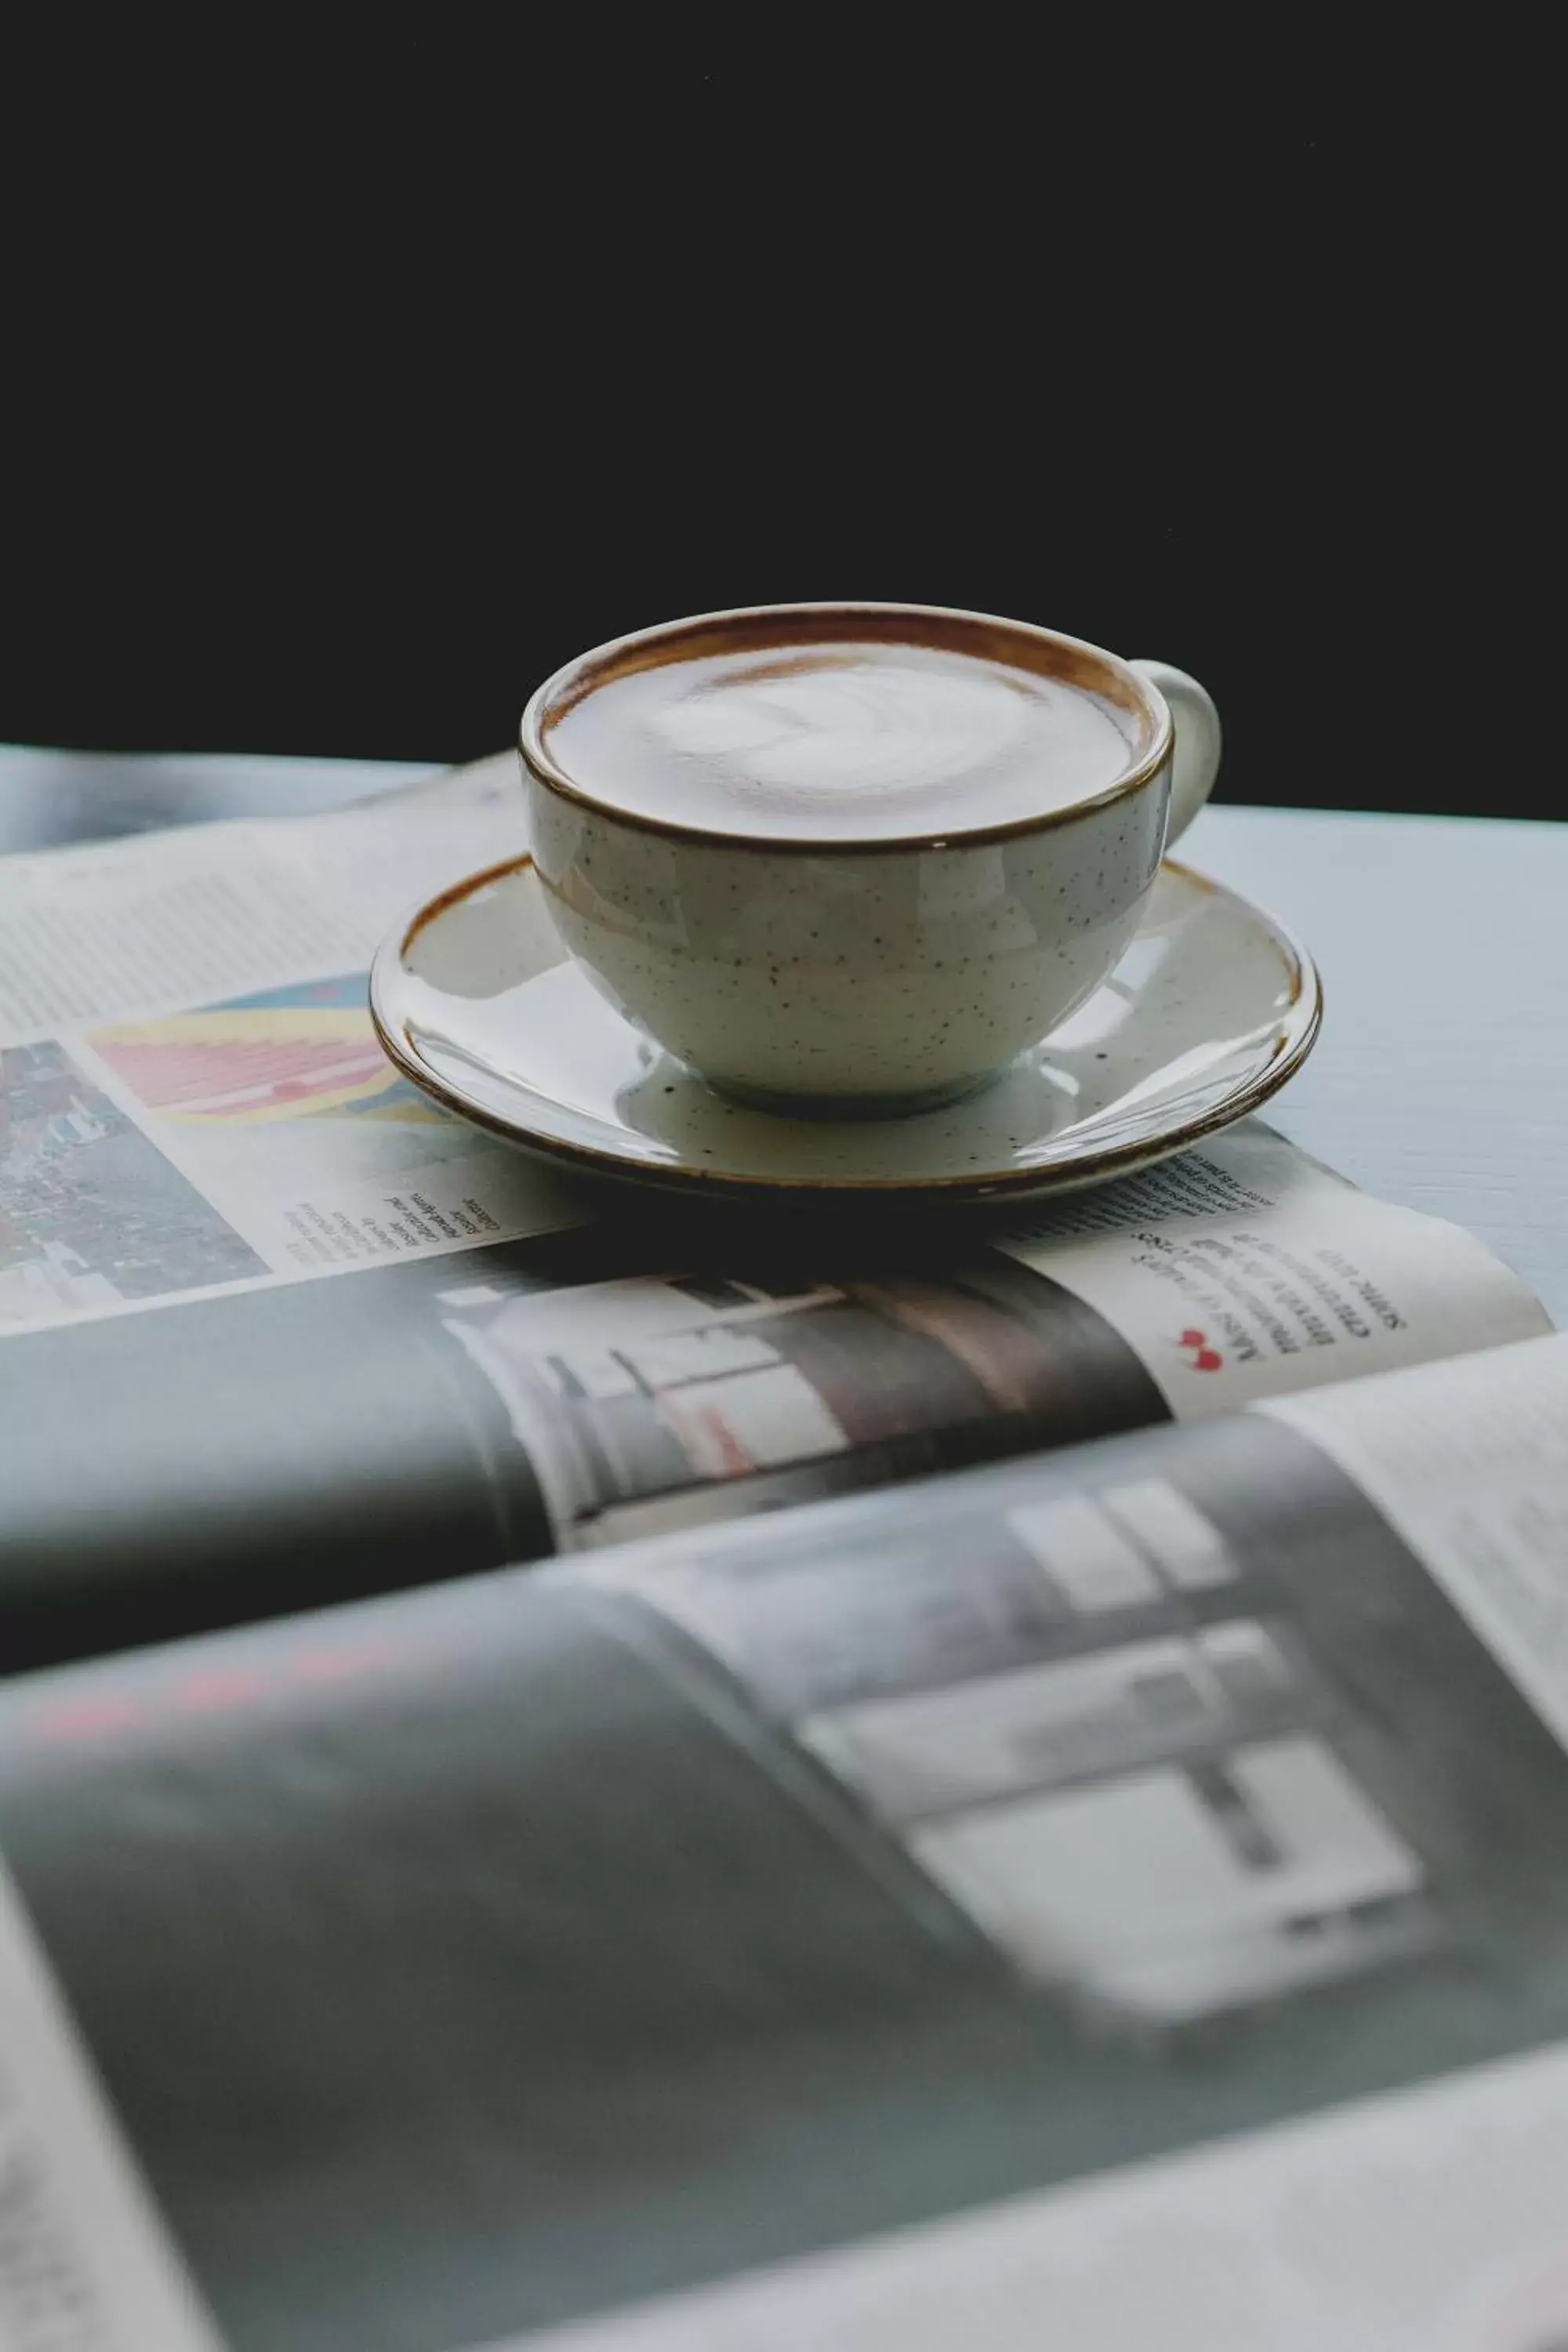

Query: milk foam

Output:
[546, 642, 1137, 840]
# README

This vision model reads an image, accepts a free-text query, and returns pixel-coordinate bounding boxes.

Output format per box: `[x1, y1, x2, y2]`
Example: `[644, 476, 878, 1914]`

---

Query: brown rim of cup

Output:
[518, 601, 1176, 856]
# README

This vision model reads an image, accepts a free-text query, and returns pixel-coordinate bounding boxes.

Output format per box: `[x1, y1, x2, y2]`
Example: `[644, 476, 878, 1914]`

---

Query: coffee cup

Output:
[520, 602, 1220, 1113]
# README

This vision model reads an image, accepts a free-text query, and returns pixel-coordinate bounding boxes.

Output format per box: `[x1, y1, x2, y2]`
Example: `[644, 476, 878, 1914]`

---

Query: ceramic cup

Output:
[520, 602, 1221, 1114]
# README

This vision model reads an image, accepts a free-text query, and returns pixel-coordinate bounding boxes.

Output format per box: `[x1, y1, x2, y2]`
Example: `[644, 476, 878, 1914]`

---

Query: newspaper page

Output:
[0, 764, 1552, 1671]
[0, 1859, 220, 2350]
[1262, 1332, 1568, 1763]
[514, 2047, 1568, 2352]
[0, 757, 584, 1332]
[0, 1113, 1552, 1677]
[6, 1334, 1568, 2348]
[501, 1330, 1568, 2352]
[0, 764, 1544, 1388]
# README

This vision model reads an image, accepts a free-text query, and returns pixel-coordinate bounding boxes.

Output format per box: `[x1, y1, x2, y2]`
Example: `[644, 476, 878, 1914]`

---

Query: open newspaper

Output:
[3, 764, 1568, 2348]
[0, 760, 1550, 1668]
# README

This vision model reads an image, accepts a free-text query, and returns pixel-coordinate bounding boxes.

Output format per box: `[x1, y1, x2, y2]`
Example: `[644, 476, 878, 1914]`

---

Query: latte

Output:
[543, 637, 1138, 841]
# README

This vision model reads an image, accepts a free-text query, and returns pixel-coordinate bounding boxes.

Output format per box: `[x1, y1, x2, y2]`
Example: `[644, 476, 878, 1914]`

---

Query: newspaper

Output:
[0, 1862, 218, 2350]
[0, 757, 581, 1324]
[0, 759, 1540, 1387]
[519, 2041, 1568, 2352]
[5, 1330, 1568, 2349]
[3, 762, 1568, 2348]
[0, 760, 1551, 1681]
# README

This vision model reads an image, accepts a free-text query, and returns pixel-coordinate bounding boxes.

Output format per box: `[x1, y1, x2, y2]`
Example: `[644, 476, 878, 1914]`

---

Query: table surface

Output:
[5, 745, 1565, 1323]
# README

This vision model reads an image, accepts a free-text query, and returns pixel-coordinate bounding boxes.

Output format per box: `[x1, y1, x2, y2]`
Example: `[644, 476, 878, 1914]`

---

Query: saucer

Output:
[369, 857, 1321, 1205]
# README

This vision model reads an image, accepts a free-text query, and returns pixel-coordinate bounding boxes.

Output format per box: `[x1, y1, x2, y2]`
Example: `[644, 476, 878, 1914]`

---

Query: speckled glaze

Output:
[368, 855, 1323, 1206]
[521, 605, 1222, 1112]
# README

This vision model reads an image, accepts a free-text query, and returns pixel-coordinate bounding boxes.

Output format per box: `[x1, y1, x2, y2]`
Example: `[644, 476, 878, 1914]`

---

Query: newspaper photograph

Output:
[2, 1112, 1552, 1677]
[5, 1334, 1568, 2349]
[434, 1122, 1543, 1557]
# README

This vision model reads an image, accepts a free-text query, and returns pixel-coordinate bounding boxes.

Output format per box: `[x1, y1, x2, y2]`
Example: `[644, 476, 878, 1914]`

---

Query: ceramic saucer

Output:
[369, 858, 1321, 1205]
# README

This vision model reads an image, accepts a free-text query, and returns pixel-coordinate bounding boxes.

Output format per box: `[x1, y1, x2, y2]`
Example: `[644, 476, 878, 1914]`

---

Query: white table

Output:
[1189, 803, 1568, 1325]
[5, 747, 1564, 1320]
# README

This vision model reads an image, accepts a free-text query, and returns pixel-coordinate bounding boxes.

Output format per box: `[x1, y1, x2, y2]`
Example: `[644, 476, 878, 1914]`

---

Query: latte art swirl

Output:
[652, 656, 1033, 803]
[547, 642, 1136, 840]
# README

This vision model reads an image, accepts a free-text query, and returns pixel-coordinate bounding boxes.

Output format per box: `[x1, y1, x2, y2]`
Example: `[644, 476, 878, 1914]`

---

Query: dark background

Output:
[0, 25, 1548, 815]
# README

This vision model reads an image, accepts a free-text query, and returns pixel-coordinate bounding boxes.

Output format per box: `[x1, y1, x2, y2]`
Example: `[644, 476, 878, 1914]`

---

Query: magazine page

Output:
[0, 756, 585, 1326]
[0, 1860, 220, 2350]
[0, 763, 1541, 1389]
[0, 767, 1551, 1672]
[4, 1332, 1568, 2349]
[0, 1112, 1548, 1675]
[1261, 1330, 1568, 1757]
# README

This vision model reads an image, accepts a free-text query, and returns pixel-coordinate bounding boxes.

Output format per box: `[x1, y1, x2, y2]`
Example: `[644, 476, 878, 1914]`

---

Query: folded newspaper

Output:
[2, 764, 1567, 2350]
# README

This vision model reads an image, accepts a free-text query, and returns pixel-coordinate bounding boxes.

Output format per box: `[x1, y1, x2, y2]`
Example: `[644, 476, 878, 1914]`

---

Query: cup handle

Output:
[1130, 659, 1222, 848]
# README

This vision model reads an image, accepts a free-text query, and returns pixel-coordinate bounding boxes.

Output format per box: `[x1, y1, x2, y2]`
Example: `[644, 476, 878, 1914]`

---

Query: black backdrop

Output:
[0, 25, 1550, 818]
